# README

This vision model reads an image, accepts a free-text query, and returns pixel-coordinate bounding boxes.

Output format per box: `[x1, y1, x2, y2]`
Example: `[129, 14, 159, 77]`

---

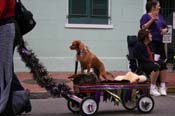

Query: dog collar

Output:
[77, 50, 85, 56]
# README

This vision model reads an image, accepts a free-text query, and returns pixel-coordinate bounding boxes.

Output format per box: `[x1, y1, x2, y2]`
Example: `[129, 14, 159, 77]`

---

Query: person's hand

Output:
[151, 15, 158, 21]
[150, 11, 159, 21]
[161, 28, 168, 35]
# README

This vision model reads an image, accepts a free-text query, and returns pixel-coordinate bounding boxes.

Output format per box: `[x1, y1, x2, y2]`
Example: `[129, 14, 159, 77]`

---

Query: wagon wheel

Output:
[67, 100, 80, 113]
[121, 89, 137, 110]
[137, 95, 154, 113]
[80, 97, 99, 116]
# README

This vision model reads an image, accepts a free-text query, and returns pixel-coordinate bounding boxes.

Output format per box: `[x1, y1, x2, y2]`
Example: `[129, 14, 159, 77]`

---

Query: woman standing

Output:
[140, 0, 168, 60]
[0, 0, 16, 115]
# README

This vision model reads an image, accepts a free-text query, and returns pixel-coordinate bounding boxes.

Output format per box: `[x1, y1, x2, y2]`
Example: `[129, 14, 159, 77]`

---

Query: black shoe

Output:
[24, 100, 32, 113]
[24, 89, 32, 113]
[1, 110, 16, 116]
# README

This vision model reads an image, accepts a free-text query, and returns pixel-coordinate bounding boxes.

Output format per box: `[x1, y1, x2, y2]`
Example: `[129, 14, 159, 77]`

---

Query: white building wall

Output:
[14, 0, 145, 72]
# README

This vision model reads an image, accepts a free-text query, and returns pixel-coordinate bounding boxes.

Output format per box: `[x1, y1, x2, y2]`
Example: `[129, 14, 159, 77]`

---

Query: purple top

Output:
[140, 13, 167, 42]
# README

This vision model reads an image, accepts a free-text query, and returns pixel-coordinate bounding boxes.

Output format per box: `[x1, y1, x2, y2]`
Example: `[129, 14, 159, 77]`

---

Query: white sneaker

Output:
[159, 87, 167, 96]
[150, 87, 161, 96]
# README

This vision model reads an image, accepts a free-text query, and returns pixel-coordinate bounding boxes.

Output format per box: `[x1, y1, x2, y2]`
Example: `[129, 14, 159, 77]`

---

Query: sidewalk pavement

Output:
[16, 71, 175, 99]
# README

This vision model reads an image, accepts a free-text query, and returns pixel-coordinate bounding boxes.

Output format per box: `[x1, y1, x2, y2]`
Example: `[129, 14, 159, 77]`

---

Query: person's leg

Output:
[149, 70, 161, 96]
[160, 70, 166, 83]
[142, 62, 161, 96]
[2, 86, 15, 116]
[12, 73, 24, 91]
[13, 22, 25, 91]
[0, 23, 15, 115]
[151, 42, 166, 60]
[12, 22, 32, 114]
[157, 60, 167, 95]
[150, 70, 160, 85]
[159, 43, 166, 61]
[159, 70, 167, 95]
[12, 65, 32, 114]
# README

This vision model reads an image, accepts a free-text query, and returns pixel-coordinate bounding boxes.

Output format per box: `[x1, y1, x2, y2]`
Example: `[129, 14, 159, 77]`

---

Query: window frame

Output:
[65, 0, 113, 29]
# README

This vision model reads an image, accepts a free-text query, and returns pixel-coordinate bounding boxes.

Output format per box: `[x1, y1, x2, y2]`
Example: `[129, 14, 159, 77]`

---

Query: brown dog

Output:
[70, 40, 114, 80]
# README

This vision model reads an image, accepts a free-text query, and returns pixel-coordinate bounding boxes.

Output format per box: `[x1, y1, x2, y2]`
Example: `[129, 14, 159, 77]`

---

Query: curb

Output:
[30, 92, 51, 99]
[167, 86, 175, 93]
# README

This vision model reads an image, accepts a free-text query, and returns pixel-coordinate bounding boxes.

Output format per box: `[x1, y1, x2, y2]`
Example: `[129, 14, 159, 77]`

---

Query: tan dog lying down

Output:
[114, 72, 147, 83]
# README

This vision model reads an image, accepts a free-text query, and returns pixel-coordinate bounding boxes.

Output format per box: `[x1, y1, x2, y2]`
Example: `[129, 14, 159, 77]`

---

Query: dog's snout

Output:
[70, 45, 75, 50]
[70, 45, 73, 49]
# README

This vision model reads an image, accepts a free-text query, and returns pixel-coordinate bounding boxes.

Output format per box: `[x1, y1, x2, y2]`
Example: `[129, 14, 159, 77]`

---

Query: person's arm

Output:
[142, 18, 155, 30]
[160, 15, 168, 35]
[0, 0, 6, 16]
[140, 13, 158, 30]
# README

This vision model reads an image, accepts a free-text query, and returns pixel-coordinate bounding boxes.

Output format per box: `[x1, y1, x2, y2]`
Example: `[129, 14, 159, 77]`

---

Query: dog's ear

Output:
[76, 40, 89, 53]
[73, 40, 81, 48]
[78, 41, 85, 50]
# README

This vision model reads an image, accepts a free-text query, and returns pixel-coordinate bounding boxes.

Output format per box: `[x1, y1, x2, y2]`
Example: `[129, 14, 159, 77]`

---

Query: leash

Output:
[74, 60, 78, 74]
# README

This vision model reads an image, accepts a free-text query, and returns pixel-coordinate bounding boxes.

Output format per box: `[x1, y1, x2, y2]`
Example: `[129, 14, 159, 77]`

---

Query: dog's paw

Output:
[67, 74, 77, 80]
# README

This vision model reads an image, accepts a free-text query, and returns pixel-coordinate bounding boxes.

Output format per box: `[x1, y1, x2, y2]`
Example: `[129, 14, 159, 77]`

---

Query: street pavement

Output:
[21, 95, 175, 116]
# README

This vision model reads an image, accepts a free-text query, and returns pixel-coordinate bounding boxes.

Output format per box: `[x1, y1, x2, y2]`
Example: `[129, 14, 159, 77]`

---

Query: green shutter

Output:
[69, 0, 87, 17]
[91, 0, 108, 17]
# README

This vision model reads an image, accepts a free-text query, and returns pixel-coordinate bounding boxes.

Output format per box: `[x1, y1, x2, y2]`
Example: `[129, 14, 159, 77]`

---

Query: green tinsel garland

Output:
[17, 42, 71, 97]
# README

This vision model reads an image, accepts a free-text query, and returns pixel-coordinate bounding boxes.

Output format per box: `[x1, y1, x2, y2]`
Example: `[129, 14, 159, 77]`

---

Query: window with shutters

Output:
[68, 0, 110, 25]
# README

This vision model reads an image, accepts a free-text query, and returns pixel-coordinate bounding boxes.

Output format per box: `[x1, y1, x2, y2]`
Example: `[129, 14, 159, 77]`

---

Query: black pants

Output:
[12, 73, 24, 91]
[141, 60, 167, 76]
[13, 22, 25, 91]
[151, 41, 166, 60]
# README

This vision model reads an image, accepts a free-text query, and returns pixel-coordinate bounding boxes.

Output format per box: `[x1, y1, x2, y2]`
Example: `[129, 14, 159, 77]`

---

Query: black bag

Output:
[15, 0, 36, 35]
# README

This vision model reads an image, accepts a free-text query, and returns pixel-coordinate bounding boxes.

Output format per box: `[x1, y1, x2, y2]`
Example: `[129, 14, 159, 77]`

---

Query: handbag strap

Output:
[16, 0, 21, 3]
